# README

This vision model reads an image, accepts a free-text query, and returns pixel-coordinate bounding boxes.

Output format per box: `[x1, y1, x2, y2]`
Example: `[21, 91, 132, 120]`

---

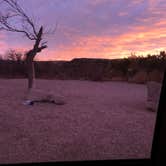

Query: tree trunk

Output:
[27, 60, 35, 90]
[25, 50, 36, 92]
[25, 27, 46, 92]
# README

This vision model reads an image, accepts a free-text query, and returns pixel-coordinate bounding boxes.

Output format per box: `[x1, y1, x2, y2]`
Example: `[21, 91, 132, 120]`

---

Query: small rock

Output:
[23, 89, 65, 106]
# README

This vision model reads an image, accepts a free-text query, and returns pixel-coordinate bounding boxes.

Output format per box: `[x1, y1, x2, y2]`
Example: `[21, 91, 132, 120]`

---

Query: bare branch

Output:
[0, 0, 57, 43]
[43, 21, 58, 37]
[0, 0, 38, 40]
[0, 0, 57, 91]
[37, 45, 47, 52]
[41, 41, 47, 46]
[0, 0, 56, 59]
[0, 15, 36, 40]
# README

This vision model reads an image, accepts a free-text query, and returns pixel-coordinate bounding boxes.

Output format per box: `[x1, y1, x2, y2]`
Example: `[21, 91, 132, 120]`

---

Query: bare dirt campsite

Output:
[0, 79, 156, 164]
[0, 0, 165, 164]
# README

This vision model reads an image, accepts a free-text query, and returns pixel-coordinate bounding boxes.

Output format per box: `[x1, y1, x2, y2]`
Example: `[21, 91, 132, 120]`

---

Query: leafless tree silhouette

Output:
[5, 49, 24, 61]
[0, 0, 56, 92]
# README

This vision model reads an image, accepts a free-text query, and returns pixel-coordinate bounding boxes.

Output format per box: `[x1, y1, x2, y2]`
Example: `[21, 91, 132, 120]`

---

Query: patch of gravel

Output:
[0, 79, 156, 164]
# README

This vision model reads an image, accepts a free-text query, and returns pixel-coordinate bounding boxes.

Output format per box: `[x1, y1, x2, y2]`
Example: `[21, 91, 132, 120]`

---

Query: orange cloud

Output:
[36, 22, 166, 60]
[3, 22, 166, 61]
[36, 20, 166, 61]
[2, 17, 166, 61]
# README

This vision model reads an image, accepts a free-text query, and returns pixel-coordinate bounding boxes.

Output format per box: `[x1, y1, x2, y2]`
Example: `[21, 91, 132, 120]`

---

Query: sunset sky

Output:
[0, 0, 166, 61]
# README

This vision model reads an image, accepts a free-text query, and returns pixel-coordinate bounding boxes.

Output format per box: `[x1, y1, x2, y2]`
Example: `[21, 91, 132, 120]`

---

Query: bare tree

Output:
[0, 0, 56, 92]
[5, 49, 24, 61]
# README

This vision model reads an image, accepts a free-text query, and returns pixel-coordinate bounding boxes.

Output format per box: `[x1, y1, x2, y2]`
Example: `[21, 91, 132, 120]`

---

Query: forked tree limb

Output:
[1, 0, 38, 39]
[0, 0, 55, 91]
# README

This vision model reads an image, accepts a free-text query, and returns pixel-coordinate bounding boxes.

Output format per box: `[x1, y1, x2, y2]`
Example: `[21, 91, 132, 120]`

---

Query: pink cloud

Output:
[36, 19, 166, 61]
[1, 0, 166, 61]
[0, 33, 8, 55]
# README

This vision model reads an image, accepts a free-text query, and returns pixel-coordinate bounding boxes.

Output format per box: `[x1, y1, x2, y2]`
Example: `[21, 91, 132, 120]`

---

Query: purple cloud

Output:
[1, 0, 166, 60]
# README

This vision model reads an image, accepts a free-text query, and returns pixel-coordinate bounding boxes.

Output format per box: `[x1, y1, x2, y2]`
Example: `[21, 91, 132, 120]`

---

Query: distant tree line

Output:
[0, 49, 25, 61]
[0, 49, 166, 83]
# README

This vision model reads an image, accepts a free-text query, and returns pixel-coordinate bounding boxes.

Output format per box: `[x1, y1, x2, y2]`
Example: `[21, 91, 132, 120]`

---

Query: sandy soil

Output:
[0, 79, 156, 164]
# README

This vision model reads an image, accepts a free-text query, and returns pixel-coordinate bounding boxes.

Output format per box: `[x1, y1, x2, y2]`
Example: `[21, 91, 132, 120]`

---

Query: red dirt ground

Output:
[0, 79, 156, 164]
